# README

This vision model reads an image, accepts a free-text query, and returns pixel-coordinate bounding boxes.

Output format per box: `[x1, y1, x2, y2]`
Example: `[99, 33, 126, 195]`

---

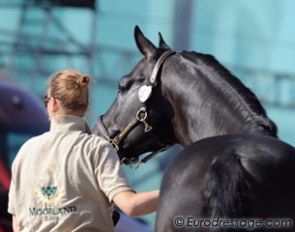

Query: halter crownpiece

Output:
[149, 50, 176, 85]
[138, 50, 175, 103]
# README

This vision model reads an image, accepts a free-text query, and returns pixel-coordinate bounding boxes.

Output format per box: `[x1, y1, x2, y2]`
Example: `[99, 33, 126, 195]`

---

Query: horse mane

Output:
[181, 51, 278, 137]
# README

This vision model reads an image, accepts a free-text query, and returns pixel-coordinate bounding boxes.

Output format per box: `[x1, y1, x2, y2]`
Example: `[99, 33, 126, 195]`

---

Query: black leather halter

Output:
[97, 50, 175, 164]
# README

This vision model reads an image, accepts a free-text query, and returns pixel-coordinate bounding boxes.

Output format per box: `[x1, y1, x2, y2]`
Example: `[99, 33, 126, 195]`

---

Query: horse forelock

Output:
[179, 51, 277, 137]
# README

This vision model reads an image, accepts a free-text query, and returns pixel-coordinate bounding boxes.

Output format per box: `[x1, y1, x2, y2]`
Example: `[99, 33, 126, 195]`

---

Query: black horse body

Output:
[95, 26, 295, 231]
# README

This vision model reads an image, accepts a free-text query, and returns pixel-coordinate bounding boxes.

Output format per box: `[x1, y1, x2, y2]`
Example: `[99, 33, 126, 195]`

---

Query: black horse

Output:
[95, 26, 295, 232]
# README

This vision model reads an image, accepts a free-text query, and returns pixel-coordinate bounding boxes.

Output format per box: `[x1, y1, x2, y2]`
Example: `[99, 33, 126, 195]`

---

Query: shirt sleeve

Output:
[7, 140, 30, 215]
[7, 150, 20, 215]
[7, 175, 15, 215]
[93, 139, 134, 202]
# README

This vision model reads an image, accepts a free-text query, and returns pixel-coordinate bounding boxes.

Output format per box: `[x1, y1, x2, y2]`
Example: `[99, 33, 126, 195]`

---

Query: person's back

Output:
[11, 117, 128, 231]
[8, 70, 159, 231]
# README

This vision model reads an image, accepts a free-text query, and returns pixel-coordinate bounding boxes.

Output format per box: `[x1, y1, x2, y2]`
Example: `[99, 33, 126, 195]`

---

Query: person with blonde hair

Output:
[8, 70, 159, 232]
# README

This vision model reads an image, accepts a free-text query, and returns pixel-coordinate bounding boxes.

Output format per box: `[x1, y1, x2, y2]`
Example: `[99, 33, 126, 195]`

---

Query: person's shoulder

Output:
[83, 134, 118, 158]
[12, 132, 50, 167]
[87, 134, 112, 149]
[87, 134, 120, 163]
[23, 132, 50, 147]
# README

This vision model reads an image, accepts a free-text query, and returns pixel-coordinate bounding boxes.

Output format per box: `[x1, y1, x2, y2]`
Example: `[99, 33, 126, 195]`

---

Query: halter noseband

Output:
[97, 50, 175, 164]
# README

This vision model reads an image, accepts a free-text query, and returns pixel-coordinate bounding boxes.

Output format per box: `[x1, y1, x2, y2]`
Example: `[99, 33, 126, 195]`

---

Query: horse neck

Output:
[161, 53, 277, 146]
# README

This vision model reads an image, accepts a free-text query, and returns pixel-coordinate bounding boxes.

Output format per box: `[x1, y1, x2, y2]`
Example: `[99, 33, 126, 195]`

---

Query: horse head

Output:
[95, 26, 177, 164]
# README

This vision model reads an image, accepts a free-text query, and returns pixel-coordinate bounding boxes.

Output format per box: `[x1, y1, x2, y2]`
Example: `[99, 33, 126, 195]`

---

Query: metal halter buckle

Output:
[136, 107, 152, 133]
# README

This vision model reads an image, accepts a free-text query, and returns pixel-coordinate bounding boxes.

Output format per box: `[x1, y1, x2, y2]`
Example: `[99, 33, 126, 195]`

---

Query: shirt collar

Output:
[50, 115, 92, 134]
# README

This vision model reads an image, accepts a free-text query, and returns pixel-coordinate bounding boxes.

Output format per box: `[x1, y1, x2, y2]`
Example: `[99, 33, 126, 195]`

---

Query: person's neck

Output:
[50, 112, 83, 121]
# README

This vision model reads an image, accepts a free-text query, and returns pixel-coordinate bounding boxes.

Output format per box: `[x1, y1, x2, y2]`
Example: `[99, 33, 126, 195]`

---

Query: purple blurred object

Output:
[0, 74, 49, 135]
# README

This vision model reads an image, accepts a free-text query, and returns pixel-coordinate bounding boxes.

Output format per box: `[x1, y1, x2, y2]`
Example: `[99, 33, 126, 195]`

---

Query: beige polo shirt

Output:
[8, 115, 133, 232]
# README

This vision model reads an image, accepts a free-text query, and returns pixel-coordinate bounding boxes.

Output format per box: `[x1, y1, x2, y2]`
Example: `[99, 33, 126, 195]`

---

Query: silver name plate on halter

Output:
[138, 85, 152, 103]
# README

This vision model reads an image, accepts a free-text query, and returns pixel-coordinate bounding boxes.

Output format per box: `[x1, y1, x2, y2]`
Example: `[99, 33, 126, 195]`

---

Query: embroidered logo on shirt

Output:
[34, 166, 64, 204]
[29, 166, 77, 221]
[41, 186, 58, 200]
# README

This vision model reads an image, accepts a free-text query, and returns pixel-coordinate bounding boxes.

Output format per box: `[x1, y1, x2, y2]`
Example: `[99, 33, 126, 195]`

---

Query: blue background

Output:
[1, 0, 295, 227]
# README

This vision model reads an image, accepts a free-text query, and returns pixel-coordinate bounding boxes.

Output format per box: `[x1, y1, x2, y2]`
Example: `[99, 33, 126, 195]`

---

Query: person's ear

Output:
[51, 97, 59, 113]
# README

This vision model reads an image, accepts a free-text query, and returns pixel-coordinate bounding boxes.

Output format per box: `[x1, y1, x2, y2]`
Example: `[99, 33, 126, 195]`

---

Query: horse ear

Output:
[134, 25, 157, 60]
[158, 32, 171, 50]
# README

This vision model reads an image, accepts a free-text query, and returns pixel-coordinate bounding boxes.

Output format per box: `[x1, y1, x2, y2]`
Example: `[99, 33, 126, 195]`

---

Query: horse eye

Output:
[118, 84, 123, 93]
[118, 77, 132, 93]
[118, 82, 126, 93]
[138, 74, 145, 82]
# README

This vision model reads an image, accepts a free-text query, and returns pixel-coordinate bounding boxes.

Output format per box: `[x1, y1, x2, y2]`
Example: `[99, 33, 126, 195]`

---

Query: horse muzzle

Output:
[95, 107, 152, 151]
